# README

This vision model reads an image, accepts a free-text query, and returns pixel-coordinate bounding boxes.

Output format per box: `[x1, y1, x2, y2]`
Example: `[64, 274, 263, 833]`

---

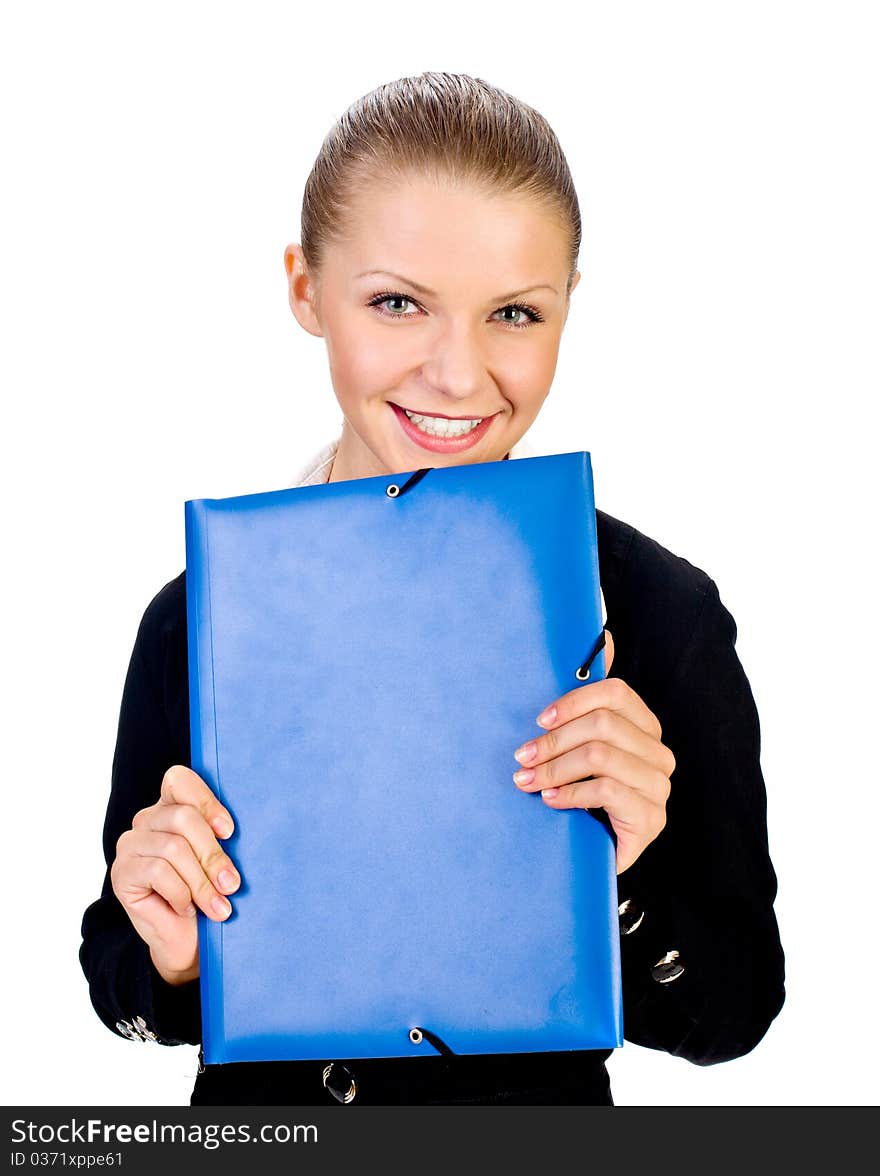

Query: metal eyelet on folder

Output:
[576, 629, 607, 680]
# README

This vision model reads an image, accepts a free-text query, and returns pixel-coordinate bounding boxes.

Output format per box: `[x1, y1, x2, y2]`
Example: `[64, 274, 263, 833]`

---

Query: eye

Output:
[367, 291, 420, 318]
[366, 291, 545, 330]
[495, 303, 544, 330]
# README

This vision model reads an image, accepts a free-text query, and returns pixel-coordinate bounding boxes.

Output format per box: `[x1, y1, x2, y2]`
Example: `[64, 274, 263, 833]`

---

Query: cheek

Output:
[500, 347, 558, 411]
[329, 326, 408, 402]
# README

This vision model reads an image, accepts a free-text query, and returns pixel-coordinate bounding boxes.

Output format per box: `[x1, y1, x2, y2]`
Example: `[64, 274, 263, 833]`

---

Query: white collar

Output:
[292, 433, 540, 488]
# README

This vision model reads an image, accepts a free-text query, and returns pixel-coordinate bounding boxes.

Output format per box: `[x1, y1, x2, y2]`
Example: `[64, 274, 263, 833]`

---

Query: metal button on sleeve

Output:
[618, 897, 645, 936]
[115, 1019, 144, 1041]
[134, 1015, 159, 1042]
[322, 1063, 358, 1104]
[651, 950, 685, 983]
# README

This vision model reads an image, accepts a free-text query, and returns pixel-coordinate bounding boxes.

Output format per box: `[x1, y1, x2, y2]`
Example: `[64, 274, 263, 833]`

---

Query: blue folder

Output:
[185, 450, 622, 1064]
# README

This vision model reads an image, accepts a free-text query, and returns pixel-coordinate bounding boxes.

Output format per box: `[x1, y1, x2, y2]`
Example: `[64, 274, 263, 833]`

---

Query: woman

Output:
[79, 71, 785, 1105]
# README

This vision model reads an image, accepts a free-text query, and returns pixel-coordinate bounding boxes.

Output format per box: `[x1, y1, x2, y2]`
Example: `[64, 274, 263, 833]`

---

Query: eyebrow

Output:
[355, 270, 558, 303]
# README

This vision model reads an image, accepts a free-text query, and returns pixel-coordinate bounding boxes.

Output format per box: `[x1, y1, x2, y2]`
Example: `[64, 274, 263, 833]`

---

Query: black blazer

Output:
[79, 508, 785, 1105]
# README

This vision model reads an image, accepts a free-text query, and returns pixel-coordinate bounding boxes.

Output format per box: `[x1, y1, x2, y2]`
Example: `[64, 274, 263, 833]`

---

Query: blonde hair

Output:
[300, 71, 581, 296]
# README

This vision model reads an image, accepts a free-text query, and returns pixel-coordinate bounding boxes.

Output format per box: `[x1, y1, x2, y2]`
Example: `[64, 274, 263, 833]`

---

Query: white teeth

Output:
[403, 408, 484, 437]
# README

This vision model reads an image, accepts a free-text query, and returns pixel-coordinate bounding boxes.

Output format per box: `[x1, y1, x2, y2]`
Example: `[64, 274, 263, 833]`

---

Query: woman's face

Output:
[284, 174, 579, 481]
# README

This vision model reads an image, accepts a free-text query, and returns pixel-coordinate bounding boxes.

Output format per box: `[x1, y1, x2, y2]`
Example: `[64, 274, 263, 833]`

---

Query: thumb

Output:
[603, 628, 615, 675]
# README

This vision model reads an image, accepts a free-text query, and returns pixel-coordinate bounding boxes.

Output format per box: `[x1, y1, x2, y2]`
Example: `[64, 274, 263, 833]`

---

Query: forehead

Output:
[335, 176, 569, 281]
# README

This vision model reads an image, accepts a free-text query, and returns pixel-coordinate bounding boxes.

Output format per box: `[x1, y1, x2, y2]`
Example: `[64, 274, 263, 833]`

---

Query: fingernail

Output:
[212, 896, 231, 918]
[514, 741, 537, 765]
[513, 768, 535, 786]
[213, 818, 233, 839]
[536, 706, 557, 728]
[185, 904, 196, 916]
[218, 868, 239, 892]
[542, 788, 559, 800]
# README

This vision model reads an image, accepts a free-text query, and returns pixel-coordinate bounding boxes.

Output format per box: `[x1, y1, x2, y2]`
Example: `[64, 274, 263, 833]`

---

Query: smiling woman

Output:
[79, 70, 785, 1108]
[282, 75, 581, 484]
[286, 175, 574, 475]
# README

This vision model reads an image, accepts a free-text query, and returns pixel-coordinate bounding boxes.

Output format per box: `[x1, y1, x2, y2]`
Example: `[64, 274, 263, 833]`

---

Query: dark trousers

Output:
[189, 1050, 615, 1106]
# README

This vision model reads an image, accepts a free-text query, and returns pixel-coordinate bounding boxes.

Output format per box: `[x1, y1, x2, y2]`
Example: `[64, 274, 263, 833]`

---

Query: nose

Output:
[418, 322, 491, 403]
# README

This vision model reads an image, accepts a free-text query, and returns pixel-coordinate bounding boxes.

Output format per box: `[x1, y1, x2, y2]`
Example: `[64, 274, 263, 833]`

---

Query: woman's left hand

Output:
[511, 630, 676, 874]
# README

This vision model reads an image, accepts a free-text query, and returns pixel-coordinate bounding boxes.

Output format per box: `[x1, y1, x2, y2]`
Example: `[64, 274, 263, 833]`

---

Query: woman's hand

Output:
[511, 631, 676, 874]
[110, 765, 240, 986]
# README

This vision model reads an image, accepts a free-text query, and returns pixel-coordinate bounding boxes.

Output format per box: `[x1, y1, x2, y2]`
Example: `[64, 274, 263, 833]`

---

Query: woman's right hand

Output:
[110, 765, 240, 986]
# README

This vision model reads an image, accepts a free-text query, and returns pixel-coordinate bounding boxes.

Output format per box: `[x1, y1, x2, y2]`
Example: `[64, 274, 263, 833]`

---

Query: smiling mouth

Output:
[391, 402, 498, 421]
[389, 401, 499, 448]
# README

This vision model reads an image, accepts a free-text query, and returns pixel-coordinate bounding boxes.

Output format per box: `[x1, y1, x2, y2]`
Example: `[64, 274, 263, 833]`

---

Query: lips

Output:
[393, 404, 488, 421]
[389, 402, 498, 454]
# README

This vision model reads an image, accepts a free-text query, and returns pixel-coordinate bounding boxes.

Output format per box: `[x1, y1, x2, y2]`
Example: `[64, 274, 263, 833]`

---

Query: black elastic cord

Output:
[412, 1026, 456, 1057]
[395, 467, 434, 495]
[577, 629, 606, 679]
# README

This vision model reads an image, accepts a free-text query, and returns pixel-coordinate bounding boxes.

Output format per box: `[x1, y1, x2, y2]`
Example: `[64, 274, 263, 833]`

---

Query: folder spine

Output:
[581, 452, 623, 1045]
[583, 452, 608, 682]
[184, 498, 226, 1063]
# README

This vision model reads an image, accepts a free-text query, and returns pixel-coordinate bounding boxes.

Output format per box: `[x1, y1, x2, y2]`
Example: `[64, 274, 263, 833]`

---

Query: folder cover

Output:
[185, 450, 622, 1064]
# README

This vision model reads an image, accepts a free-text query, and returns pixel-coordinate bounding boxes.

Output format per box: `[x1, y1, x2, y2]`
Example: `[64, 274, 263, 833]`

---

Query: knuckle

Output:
[606, 677, 628, 705]
[159, 831, 184, 860]
[160, 764, 184, 798]
[592, 709, 614, 740]
[144, 856, 166, 883]
[131, 806, 151, 829]
[115, 828, 134, 857]
[203, 843, 228, 872]
[542, 727, 559, 757]
[166, 801, 204, 844]
[583, 742, 607, 772]
[162, 802, 189, 832]
[194, 873, 219, 902]
[594, 776, 615, 806]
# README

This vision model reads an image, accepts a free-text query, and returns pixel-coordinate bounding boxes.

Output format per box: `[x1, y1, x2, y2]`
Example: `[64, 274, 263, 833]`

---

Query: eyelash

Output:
[366, 289, 546, 330]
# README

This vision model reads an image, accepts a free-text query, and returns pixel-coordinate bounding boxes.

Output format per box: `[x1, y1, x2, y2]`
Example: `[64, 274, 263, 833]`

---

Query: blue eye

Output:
[370, 293, 418, 317]
[366, 290, 545, 330]
[496, 304, 540, 329]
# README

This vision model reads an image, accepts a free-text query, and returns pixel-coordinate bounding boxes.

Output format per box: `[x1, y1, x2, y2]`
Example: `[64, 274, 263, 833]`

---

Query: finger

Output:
[514, 739, 671, 806]
[541, 775, 667, 872]
[130, 804, 241, 901]
[604, 629, 615, 674]
[119, 827, 237, 920]
[542, 774, 665, 828]
[156, 765, 235, 839]
[535, 674, 662, 741]
[514, 708, 674, 779]
[117, 850, 202, 918]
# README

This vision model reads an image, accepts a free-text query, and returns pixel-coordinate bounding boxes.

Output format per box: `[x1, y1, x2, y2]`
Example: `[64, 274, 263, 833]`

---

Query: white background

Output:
[2, 1, 877, 1106]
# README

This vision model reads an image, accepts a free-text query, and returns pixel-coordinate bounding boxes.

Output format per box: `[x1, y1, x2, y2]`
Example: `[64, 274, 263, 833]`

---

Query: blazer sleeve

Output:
[615, 577, 785, 1065]
[79, 592, 202, 1047]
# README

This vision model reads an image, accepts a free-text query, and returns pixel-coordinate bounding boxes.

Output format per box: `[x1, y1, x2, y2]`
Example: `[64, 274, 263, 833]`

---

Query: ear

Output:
[561, 270, 582, 328]
[604, 628, 615, 675]
[283, 243, 323, 338]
